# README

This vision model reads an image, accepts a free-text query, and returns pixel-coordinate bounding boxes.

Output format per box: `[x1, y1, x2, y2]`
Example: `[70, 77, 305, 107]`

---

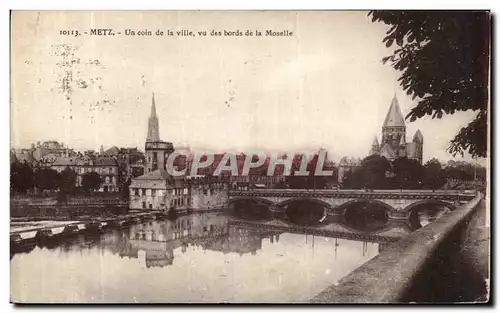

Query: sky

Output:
[10, 11, 483, 164]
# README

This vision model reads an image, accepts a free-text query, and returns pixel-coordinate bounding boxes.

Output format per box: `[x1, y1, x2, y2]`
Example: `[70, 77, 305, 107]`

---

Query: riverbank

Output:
[309, 192, 488, 303]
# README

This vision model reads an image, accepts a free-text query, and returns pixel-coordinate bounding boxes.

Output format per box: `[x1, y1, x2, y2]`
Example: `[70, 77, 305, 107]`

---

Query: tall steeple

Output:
[383, 95, 405, 128]
[381, 95, 406, 148]
[146, 92, 160, 142]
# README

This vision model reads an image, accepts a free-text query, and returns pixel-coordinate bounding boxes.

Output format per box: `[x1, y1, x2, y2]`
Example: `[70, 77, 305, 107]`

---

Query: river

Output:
[11, 212, 403, 303]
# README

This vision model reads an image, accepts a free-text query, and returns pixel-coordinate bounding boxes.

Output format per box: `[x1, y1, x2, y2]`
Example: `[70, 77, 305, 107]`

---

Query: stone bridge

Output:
[228, 189, 477, 220]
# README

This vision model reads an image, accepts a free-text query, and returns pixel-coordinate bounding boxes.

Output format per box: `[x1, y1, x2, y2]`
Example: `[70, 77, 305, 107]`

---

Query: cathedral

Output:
[369, 95, 424, 164]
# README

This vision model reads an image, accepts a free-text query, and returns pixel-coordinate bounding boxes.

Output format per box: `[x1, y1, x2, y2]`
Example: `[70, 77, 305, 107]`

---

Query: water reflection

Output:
[11, 212, 404, 303]
[112, 214, 285, 268]
[285, 200, 325, 226]
[343, 202, 389, 232]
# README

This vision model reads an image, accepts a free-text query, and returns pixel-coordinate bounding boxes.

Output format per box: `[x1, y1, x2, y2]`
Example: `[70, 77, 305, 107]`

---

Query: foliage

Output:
[286, 153, 338, 189]
[392, 157, 425, 189]
[81, 171, 102, 192]
[341, 154, 486, 190]
[120, 176, 132, 199]
[34, 168, 59, 191]
[10, 161, 34, 194]
[341, 168, 365, 189]
[58, 167, 77, 195]
[360, 155, 392, 189]
[423, 158, 447, 190]
[369, 11, 490, 158]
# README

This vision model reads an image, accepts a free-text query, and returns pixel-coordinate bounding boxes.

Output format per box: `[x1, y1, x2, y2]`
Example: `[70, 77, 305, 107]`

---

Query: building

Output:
[51, 155, 120, 192]
[144, 93, 174, 173]
[32, 141, 75, 161]
[101, 146, 146, 183]
[129, 93, 189, 211]
[369, 95, 424, 164]
[12, 141, 76, 169]
[129, 169, 190, 211]
[12, 150, 38, 168]
[129, 93, 230, 212]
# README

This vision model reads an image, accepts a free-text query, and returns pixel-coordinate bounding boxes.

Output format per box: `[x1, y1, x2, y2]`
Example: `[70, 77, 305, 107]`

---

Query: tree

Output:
[10, 161, 34, 194]
[340, 155, 392, 190]
[341, 168, 364, 189]
[81, 171, 102, 192]
[370, 11, 490, 158]
[361, 155, 392, 189]
[34, 168, 59, 191]
[423, 158, 447, 190]
[120, 176, 132, 199]
[58, 167, 77, 195]
[391, 157, 425, 189]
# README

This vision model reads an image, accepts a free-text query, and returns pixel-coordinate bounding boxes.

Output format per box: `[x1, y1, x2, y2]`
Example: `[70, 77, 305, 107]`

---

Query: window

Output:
[142, 189, 146, 196]
[142, 202, 146, 209]
[134, 189, 139, 196]
[109, 167, 113, 173]
[149, 203, 152, 209]
[151, 189, 156, 197]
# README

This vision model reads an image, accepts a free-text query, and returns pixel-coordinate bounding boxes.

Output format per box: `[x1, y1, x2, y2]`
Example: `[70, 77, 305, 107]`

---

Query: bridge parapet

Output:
[228, 189, 477, 201]
[310, 192, 485, 303]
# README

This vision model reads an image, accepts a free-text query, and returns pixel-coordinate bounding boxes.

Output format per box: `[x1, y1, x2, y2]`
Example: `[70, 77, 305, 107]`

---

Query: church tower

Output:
[413, 130, 424, 164]
[398, 134, 407, 157]
[370, 136, 380, 155]
[147, 92, 160, 142]
[382, 95, 406, 149]
[144, 93, 174, 173]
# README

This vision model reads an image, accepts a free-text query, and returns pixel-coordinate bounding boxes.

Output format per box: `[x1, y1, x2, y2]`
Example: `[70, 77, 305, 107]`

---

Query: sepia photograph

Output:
[9, 10, 490, 304]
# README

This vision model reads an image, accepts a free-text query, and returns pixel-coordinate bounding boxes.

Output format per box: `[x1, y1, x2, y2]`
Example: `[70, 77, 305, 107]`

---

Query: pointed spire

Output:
[383, 95, 405, 127]
[413, 129, 424, 142]
[399, 134, 406, 146]
[370, 136, 380, 155]
[150, 92, 157, 118]
[147, 92, 160, 142]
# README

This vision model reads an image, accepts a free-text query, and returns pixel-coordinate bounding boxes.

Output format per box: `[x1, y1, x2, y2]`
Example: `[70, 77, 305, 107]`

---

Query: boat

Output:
[62, 224, 80, 235]
[10, 233, 23, 245]
[35, 228, 56, 242]
[87, 221, 104, 232]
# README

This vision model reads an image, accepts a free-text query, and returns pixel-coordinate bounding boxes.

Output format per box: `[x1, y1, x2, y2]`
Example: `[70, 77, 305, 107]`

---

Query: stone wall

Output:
[310, 192, 487, 303]
[190, 185, 228, 211]
[11, 194, 128, 218]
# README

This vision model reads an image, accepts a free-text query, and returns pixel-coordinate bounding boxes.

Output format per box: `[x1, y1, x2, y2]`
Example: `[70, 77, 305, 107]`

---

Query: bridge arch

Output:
[334, 199, 396, 232]
[275, 197, 331, 226]
[402, 199, 457, 214]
